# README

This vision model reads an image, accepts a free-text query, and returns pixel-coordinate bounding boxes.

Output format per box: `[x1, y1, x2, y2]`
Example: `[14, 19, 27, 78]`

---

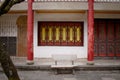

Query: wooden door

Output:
[17, 16, 27, 57]
[94, 19, 120, 57]
[115, 20, 120, 57]
[94, 20, 107, 57]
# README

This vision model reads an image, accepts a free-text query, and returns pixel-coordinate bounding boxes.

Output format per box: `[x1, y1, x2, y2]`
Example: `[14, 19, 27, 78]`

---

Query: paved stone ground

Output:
[0, 70, 120, 80]
[11, 57, 120, 66]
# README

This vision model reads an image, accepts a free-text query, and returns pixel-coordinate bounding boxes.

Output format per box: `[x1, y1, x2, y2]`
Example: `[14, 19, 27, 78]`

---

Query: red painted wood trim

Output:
[27, 0, 34, 61]
[98, 54, 106, 57]
[87, 0, 94, 61]
[116, 54, 120, 57]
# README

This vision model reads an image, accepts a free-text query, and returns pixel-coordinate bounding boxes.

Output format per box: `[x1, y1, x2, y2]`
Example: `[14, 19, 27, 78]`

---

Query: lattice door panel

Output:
[94, 19, 120, 57]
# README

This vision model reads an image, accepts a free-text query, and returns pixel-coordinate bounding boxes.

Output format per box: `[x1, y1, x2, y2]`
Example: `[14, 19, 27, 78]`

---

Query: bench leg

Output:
[54, 69, 58, 75]
[72, 69, 75, 75]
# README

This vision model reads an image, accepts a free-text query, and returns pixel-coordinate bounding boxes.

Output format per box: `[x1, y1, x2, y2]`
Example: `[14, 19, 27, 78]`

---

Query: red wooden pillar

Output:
[87, 0, 94, 64]
[27, 0, 34, 64]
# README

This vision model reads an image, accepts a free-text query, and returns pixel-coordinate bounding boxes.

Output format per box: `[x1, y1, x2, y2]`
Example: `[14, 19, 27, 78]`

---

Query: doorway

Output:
[94, 19, 120, 58]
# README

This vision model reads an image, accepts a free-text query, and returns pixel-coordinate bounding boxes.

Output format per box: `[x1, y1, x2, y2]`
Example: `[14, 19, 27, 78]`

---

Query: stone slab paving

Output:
[0, 70, 120, 80]
[102, 78, 116, 80]
[11, 57, 120, 66]
[64, 78, 77, 80]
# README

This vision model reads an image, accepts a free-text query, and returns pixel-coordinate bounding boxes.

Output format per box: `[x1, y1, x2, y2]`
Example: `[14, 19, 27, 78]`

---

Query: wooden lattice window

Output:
[38, 22, 83, 46]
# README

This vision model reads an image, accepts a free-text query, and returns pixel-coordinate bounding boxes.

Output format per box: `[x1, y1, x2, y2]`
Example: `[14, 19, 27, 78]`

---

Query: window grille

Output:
[38, 22, 84, 46]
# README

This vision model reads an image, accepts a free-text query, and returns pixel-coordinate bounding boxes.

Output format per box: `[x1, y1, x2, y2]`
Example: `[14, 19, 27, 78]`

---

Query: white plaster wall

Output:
[33, 2, 87, 10]
[94, 3, 120, 11]
[34, 12, 88, 58]
[4, 1, 120, 11]
[33, 2, 120, 11]
[11, 2, 28, 10]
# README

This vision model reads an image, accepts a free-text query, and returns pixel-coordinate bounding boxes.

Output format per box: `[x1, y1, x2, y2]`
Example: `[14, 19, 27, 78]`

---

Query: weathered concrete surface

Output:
[1, 57, 120, 71]
[10, 57, 120, 70]
[0, 70, 120, 80]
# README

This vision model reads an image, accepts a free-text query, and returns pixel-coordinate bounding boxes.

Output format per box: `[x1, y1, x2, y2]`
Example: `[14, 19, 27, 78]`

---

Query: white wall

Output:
[33, 2, 87, 10]
[34, 12, 88, 58]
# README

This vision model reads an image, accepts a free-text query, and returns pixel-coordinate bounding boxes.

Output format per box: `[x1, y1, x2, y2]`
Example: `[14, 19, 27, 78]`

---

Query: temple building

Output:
[0, 0, 120, 63]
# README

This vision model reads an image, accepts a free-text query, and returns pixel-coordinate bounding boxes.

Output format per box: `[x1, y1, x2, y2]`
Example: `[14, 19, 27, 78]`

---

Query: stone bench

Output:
[51, 54, 77, 74]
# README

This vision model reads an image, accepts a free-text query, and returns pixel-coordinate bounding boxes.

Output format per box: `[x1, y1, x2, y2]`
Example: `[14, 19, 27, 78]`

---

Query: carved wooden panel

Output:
[47, 26, 54, 45]
[38, 23, 47, 46]
[98, 21, 106, 42]
[107, 21, 115, 57]
[74, 24, 83, 46]
[94, 20, 98, 56]
[54, 25, 61, 46]
[94, 43, 98, 57]
[107, 21, 114, 42]
[115, 20, 120, 56]
[107, 42, 115, 56]
[94, 19, 120, 57]
[115, 21, 120, 42]
[94, 20, 98, 43]
[98, 42, 107, 57]
[116, 43, 120, 56]
[61, 25, 68, 46]
[97, 20, 107, 57]
[68, 25, 74, 46]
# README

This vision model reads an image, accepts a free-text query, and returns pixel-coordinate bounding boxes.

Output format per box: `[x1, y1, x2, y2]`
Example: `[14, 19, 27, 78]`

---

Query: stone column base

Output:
[87, 61, 94, 65]
[26, 60, 34, 65]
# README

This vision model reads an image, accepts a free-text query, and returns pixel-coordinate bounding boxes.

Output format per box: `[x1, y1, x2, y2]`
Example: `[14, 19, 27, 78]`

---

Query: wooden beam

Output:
[35, 10, 86, 13]
[8, 10, 27, 14]
[95, 10, 120, 14]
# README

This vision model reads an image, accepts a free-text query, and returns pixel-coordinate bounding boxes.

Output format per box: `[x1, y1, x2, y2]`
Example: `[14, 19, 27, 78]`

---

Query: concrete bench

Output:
[51, 54, 77, 74]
